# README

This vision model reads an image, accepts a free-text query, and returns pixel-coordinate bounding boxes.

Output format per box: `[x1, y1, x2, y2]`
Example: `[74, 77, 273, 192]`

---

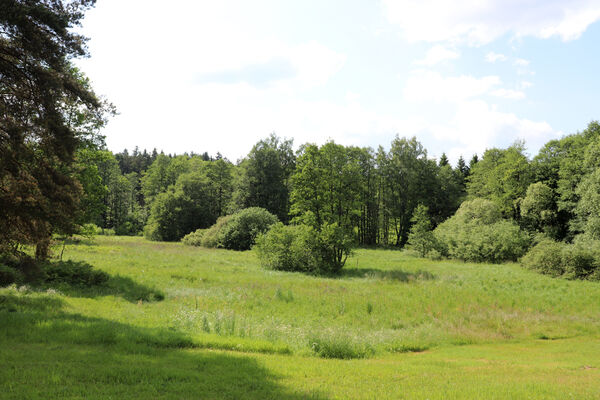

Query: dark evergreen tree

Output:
[438, 153, 449, 167]
[0, 0, 105, 258]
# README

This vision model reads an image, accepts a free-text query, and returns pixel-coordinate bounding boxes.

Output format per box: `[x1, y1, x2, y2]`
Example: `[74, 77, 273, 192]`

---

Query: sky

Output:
[75, 0, 600, 163]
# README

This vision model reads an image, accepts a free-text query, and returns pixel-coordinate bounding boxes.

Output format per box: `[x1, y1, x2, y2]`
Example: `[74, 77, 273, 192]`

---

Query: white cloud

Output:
[514, 58, 530, 67]
[491, 88, 526, 100]
[382, 0, 600, 45]
[427, 100, 558, 159]
[414, 45, 460, 66]
[94, 81, 414, 160]
[404, 70, 502, 102]
[520, 81, 533, 89]
[485, 51, 507, 62]
[286, 42, 347, 88]
[74, 0, 562, 165]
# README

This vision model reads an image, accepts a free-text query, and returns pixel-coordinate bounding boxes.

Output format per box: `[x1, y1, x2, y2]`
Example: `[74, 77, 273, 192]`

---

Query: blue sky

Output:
[76, 0, 600, 163]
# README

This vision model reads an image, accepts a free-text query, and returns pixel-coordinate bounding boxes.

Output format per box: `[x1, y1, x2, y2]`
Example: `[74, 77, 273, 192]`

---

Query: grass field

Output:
[1, 236, 600, 399]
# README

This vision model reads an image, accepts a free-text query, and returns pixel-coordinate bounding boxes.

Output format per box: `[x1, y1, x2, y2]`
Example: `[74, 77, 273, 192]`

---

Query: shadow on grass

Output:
[0, 291, 327, 399]
[340, 268, 435, 282]
[52, 274, 166, 303]
[62, 237, 99, 246]
[33, 260, 165, 303]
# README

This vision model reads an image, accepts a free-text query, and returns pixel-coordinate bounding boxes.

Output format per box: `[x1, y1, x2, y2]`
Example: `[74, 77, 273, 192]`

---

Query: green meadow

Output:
[1, 235, 599, 399]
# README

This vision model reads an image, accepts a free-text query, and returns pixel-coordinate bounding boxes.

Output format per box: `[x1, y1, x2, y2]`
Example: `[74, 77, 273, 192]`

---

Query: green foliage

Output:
[291, 142, 362, 233]
[44, 261, 109, 287]
[522, 237, 600, 281]
[141, 155, 191, 206]
[377, 137, 439, 246]
[254, 223, 318, 273]
[520, 182, 558, 236]
[467, 142, 533, 219]
[0, 0, 107, 259]
[435, 199, 531, 263]
[0, 264, 23, 286]
[560, 241, 600, 280]
[532, 121, 600, 240]
[75, 149, 109, 225]
[407, 204, 437, 257]
[145, 170, 220, 241]
[315, 222, 354, 273]
[575, 168, 600, 239]
[255, 222, 353, 274]
[195, 208, 278, 250]
[200, 216, 233, 248]
[309, 333, 375, 359]
[219, 208, 279, 250]
[181, 229, 206, 246]
[80, 223, 101, 238]
[233, 134, 295, 222]
[520, 239, 566, 277]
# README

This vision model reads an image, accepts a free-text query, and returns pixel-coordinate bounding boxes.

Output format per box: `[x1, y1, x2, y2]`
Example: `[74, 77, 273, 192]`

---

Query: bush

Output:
[314, 222, 353, 273]
[521, 239, 565, 277]
[562, 238, 600, 279]
[521, 237, 600, 280]
[255, 222, 353, 274]
[0, 254, 46, 283]
[43, 261, 109, 286]
[199, 208, 278, 250]
[200, 215, 233, 248]
[0, 264, 23, 286]
[434, 199, 531, 263]
[219, 207, 279, 250]
[181, 229, 206, 246]
[254, 223, 318, 273]
[79, 223, 101, 238]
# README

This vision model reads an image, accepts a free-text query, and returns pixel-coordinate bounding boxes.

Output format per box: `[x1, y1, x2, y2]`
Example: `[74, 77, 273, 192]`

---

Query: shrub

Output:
[219, 207, 279, 250]
[200, 215, 233, 248]
[181, 229, 206, 246]
[521, 239, 565, 277]
[254, 223, 318, 273]
[199, 208, 278, 250]
[80, 223, 101, 238]
[434, 199, 530, 263]
[561, 239, 600, 279]
[521, 237, 600, 280]
[0, 264, 23, 286]
[255, 222, 353, 274]
[0, 254, 46, 283]
[314, 222, 353, 273]
[43, 261, 109, 286]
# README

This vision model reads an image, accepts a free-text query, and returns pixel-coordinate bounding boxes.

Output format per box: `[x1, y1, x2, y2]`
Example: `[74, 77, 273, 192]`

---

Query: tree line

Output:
[76, 134, 475, 247]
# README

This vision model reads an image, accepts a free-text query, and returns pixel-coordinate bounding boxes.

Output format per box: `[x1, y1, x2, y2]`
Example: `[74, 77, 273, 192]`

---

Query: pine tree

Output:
[0, 0, 103, 259]
[457, 156, 469, 177]
[407, 204, 436, 257]
[439, 153, 449, 167]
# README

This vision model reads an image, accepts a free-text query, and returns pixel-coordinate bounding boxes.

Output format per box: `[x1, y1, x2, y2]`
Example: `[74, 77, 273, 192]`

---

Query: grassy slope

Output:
[1, 236, 599, 399]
